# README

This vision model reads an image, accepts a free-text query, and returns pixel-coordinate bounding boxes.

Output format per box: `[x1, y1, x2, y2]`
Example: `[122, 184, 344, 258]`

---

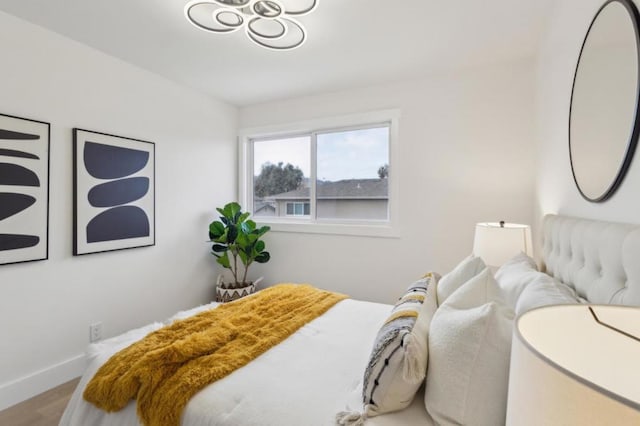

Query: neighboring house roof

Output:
[254, 201, 276, 213]
[266, 179, 388, 200]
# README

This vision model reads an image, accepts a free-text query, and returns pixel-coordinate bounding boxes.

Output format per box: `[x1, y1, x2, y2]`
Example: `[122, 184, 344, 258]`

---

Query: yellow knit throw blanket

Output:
[83, 284, 347, 426]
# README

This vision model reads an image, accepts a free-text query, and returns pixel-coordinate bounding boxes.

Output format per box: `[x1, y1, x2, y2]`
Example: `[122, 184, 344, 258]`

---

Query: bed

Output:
[59, 214, 640, 426]
[60, 298, 432, 426]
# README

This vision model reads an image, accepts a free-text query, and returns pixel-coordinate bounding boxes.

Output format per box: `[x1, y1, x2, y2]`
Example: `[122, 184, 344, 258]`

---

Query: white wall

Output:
[240, 60, 537, 304]
[0, 12, 237, 409]
[535, 0, 640, 234]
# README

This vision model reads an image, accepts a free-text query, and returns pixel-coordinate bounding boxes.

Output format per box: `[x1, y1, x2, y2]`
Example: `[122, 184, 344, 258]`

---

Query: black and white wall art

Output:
[0, 113, 50, 266]
[73, 129, 155, 255]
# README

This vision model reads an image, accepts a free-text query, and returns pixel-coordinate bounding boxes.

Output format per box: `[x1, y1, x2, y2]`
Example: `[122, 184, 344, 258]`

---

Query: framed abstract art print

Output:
[73, 128, 155, 256]
[0, 113, 50, 266]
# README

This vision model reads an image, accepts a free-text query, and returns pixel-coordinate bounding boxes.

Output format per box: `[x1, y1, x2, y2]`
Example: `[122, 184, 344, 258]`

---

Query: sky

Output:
[253, 127, 389, 181]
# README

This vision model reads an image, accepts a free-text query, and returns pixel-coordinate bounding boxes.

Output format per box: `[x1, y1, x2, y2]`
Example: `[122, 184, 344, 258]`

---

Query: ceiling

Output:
[0, 0, 554, 106]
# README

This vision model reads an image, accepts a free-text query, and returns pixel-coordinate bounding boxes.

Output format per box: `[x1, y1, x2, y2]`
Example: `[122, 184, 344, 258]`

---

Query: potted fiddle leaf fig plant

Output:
[208, 202, 271, 302]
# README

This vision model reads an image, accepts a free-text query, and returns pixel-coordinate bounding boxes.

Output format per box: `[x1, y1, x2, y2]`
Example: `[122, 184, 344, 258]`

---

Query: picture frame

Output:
[0, 113, 50, 266]
[73, 128, 155, 256]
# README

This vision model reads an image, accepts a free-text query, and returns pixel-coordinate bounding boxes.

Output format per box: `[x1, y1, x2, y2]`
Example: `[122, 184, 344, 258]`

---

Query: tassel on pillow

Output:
[336, 409, 367, 426]
[402, 332, 426, 384]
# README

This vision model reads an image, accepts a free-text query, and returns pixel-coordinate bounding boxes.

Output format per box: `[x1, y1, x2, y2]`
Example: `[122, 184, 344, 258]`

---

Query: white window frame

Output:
[238, 109, 400, 238]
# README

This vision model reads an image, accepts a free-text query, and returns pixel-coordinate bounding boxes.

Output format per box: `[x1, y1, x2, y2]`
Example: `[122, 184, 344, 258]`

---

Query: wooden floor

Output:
[0, 378, 80, 426]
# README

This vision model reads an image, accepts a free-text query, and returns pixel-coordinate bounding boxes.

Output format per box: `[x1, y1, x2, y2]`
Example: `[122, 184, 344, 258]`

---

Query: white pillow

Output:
[437, 255, 485, 305]
[425, 302, 513, 426]
[425, 266, 514, 426]
[495, 252, 539, 310]
[446, 267, 504, 309]
[515, 274, 580, 316]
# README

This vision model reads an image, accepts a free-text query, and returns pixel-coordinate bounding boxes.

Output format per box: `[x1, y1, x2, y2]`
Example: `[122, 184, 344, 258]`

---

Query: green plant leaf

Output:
[238, 250, 249, 265]
[236, 231, 249, 246]
[217, 252, 231, 268]
[237, 212, 249, 224]
[227, 225, 238, 243]
[216, 207, 225, 217]
[255, 225, 271, 236]
[209, 221, 225, 237]
[212, 244, 227, 253]
[255, 252, 270, 263]
[240, 221, 252, 235]
[245, 219, 256, 229]
[227, 202, 241, 219]
[255, 240, 265, 252]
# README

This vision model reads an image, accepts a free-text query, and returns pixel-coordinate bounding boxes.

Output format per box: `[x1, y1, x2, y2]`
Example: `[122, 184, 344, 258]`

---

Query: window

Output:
[286, 202, 310, 216]
[252, 135, 310, 218]
[316, 127, 389, 221]
[239, 110, 399, 237]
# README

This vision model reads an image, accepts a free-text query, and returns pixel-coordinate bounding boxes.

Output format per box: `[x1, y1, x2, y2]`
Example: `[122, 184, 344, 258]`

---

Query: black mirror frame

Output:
[569, 0, 640, 202]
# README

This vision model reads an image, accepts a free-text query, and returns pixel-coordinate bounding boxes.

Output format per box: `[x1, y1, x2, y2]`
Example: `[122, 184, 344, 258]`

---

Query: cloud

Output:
[253, 136, 311, 176]
[317, 127, 388, 180]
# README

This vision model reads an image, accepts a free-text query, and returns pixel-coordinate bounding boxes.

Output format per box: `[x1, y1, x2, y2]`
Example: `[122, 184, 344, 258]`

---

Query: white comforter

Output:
[60, 299, 432, 426]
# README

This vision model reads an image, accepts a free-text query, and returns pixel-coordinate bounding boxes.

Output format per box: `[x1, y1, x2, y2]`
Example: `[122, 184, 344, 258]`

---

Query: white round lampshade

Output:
[472, 222, 532, 267]
[507, 305, 640, 425]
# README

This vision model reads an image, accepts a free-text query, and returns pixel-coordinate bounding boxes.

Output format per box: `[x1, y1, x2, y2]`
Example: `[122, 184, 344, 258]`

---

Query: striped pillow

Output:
[337, 273, 439, 424]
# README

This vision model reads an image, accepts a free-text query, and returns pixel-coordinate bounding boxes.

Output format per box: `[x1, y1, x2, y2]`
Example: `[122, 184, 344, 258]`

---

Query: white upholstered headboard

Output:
[541, 215, 640, 306]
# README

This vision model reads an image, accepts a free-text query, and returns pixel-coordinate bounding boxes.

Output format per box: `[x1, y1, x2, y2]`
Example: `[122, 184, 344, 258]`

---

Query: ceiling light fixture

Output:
[184, 0, 318, 51]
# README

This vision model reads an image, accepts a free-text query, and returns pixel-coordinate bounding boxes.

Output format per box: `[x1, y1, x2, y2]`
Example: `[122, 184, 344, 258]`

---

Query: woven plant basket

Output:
[216, 276, 262, 302]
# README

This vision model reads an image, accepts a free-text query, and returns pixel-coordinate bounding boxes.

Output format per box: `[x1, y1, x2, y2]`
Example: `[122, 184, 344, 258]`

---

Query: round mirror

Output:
[569, 0, 640, 202]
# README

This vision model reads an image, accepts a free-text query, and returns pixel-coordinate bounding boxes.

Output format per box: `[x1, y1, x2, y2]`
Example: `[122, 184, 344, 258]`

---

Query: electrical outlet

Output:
[89, 322, 102, 342]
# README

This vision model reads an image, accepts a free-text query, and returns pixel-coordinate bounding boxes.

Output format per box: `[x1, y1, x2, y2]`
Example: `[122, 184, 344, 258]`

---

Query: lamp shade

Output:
[472, 222, 532, 267]
[506, 305, 640, 425]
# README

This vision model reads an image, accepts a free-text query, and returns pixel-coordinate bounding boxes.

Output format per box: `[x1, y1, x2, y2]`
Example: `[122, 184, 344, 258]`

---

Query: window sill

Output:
[255, 219, 400, 238]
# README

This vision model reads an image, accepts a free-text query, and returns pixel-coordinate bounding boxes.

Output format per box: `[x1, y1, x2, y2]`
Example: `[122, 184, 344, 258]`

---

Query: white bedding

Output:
[60, 299, 433, 426]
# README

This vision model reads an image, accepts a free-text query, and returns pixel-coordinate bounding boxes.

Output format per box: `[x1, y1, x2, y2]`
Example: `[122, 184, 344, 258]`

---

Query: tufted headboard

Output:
[541, 215, 640, 306]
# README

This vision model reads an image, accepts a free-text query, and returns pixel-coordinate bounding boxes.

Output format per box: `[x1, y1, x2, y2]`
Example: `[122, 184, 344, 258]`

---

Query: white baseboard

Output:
[0, 354, 87, 411]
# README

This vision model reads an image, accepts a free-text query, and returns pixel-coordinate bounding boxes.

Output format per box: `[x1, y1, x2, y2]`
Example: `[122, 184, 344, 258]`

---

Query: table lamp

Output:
[472, 221, 532, 267]
[506, 304, 640, 425]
